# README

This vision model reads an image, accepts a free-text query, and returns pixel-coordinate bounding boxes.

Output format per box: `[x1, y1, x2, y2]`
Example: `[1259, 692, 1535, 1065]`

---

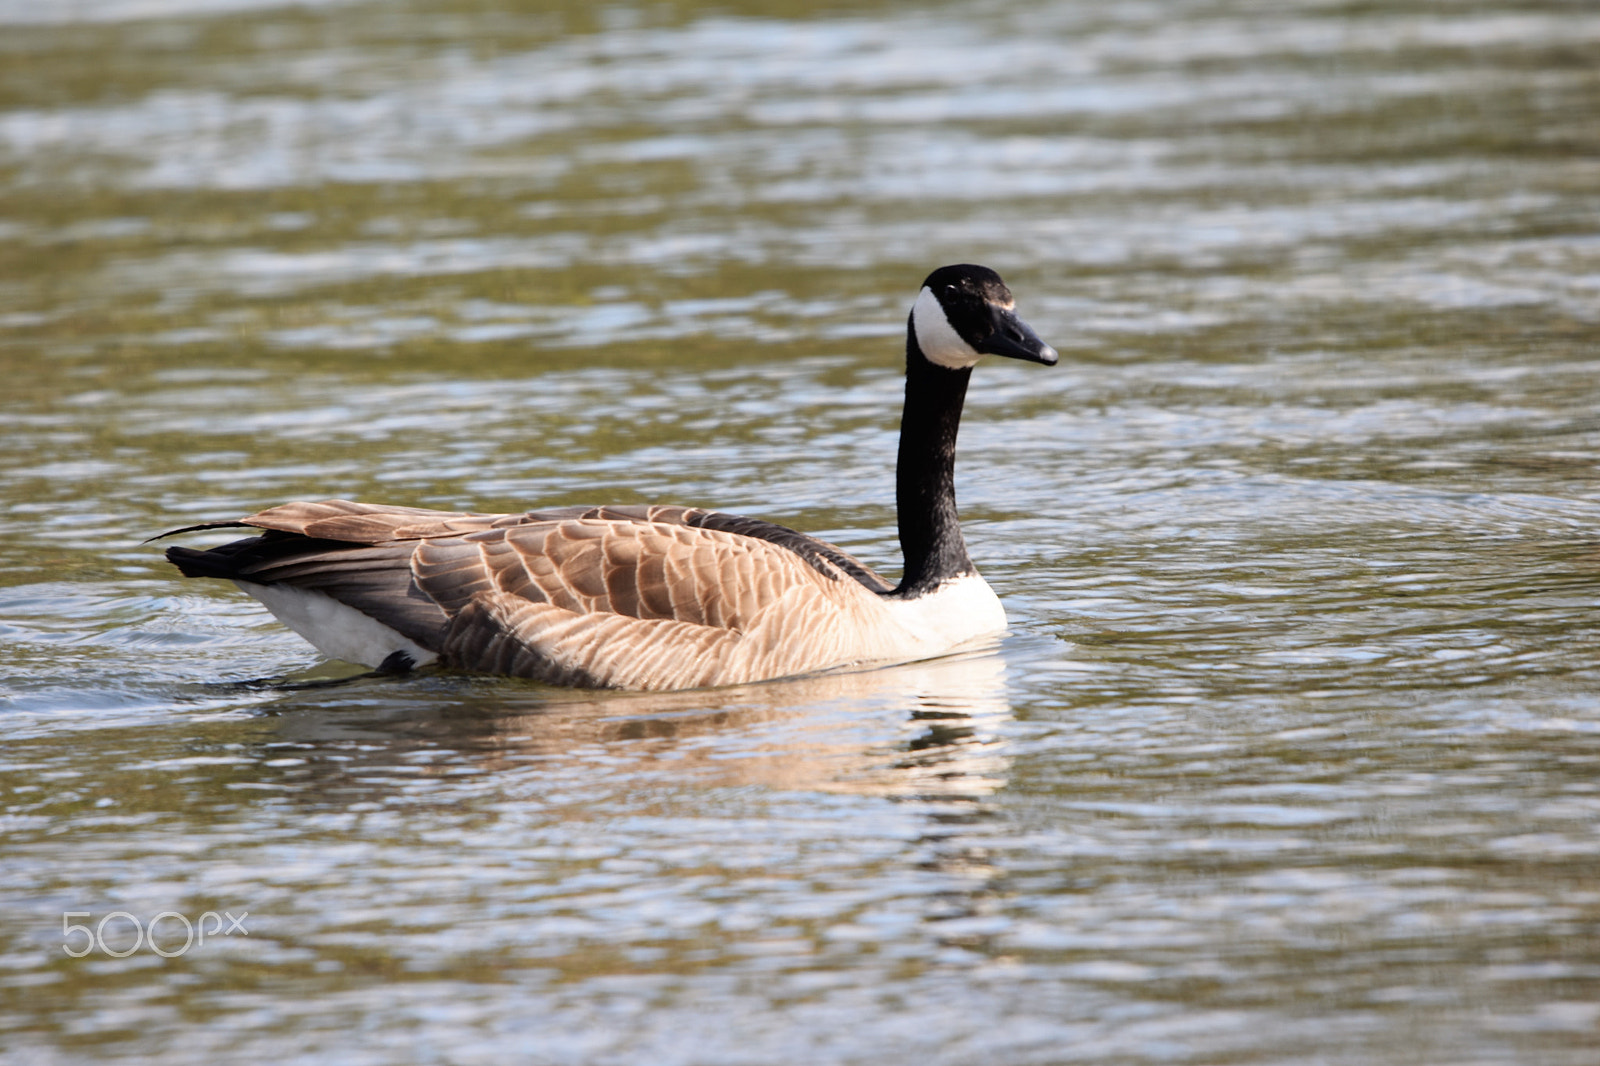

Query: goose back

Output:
[163, 499, 945, 690]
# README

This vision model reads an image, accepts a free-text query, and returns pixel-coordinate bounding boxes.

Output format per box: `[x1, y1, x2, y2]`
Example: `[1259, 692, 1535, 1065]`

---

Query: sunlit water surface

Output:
[3, 0, 1599, 1062]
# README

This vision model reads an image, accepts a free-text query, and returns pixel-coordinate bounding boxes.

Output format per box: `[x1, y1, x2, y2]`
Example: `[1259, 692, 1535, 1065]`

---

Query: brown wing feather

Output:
[165, 500, 899, 688]
[439, 592, 748, 689]
[225, 499, 893, 592]
[416, 515, 889, 686]
[238, 500, 486, 541]
[411, 519, 804, 629]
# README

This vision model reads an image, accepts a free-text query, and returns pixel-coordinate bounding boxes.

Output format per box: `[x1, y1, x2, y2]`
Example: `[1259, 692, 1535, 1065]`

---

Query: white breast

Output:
[880, 573, 1008, 657]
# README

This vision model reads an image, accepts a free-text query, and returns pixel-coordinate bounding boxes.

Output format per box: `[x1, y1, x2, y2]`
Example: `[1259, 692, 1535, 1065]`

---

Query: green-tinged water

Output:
[3, 1, 1599, 1062]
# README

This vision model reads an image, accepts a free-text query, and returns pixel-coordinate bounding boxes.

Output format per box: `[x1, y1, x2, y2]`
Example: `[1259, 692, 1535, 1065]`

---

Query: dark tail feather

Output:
[166, 543, 253, 580]
[164, 529, 310, 580]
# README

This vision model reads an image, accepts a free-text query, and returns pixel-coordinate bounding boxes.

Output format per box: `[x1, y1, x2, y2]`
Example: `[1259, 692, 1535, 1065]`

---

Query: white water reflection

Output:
[0, 0, 362, 23]
[3, 2, 1595, 352]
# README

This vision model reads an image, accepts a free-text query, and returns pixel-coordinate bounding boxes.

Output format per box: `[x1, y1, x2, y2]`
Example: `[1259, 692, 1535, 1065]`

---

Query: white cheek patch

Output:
[912, 287, 982, 369]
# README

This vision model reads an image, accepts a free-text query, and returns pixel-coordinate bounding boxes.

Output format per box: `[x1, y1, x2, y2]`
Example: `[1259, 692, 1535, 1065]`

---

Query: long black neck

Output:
[893, 327, 976, 597]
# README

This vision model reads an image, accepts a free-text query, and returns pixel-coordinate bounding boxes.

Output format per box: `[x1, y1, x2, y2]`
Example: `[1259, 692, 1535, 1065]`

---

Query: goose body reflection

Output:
[161, 265, 1056, 690]
[267, 650, 1015, 799]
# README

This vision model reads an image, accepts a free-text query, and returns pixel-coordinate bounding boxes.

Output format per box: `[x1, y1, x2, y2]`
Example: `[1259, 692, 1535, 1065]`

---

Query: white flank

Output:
[881, 572, 1007, 655]
[236, 580, 438, 669]
[911, 286, 982, 369]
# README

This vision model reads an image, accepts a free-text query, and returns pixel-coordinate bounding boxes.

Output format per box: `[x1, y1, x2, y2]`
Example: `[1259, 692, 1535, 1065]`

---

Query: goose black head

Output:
[910, 264, 1059, 370]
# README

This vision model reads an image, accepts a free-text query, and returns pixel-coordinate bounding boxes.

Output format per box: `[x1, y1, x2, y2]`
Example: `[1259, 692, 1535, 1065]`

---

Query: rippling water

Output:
[3, 1, 1599, 1062]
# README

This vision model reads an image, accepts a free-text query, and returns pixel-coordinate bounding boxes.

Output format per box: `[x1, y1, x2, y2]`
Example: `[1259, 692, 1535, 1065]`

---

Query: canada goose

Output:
[160, 264, 1057, 690]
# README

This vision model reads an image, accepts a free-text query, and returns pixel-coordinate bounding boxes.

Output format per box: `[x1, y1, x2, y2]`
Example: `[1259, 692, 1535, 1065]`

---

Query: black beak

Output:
[977, 306, 1058, 366]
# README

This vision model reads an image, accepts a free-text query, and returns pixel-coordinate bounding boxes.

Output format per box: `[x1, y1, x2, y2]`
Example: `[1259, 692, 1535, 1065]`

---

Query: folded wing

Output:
[164, 499, 897, 688]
